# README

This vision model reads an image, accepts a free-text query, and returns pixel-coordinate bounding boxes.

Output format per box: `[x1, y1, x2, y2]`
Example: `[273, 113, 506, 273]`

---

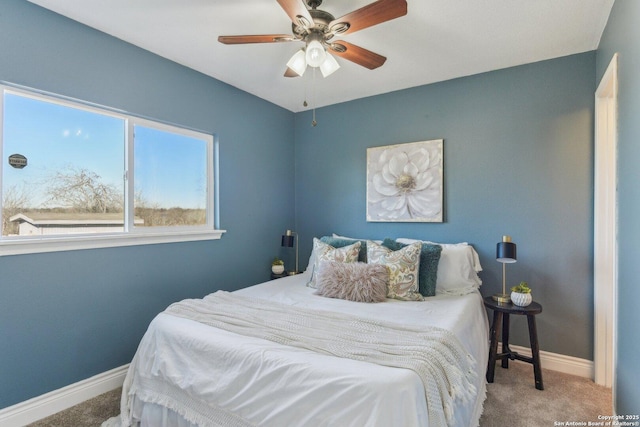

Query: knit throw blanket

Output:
[165, 291, 477, 427]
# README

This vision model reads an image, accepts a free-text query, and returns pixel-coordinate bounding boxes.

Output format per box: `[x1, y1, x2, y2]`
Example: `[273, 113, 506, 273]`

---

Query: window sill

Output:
[0, 229, 226, 256]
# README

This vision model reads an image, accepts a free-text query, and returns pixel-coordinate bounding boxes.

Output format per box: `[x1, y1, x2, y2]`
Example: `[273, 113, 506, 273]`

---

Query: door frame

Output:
[593, 53, 618, 391]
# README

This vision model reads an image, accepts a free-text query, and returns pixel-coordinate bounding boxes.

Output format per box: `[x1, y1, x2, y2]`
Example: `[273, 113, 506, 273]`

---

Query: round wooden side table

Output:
[484, 296, 544, 390]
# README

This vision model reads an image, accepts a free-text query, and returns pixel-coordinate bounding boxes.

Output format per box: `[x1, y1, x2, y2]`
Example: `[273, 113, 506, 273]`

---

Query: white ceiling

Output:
[28, 0, 614, 113]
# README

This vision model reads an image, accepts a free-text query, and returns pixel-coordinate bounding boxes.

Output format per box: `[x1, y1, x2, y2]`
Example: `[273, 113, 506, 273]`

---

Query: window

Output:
[132, 123, 208, 228]
[0, 85, 223, 255]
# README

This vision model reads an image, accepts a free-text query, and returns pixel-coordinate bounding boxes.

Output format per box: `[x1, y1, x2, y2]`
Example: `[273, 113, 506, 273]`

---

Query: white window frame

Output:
[0, 84, 225, 256]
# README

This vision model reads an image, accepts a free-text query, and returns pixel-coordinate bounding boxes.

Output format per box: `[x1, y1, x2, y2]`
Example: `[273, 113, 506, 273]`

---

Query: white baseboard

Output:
[0, 345, 594, 427]
[0, 364, 128, 427]
[500, 343, 594, 379]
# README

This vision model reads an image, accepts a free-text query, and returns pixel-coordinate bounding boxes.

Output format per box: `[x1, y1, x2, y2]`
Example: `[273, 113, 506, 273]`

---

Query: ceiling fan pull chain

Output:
[303, 68, 309, 107]
[312, 67, 317, 126]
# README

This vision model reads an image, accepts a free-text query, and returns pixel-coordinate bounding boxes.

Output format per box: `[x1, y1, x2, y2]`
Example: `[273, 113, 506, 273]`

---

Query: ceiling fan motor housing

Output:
[293, 8, 337, 40]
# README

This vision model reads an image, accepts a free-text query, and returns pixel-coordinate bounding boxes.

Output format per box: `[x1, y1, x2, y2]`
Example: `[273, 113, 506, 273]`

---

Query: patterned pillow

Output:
[382, 238, 442, 297]
[367, 240, 423, 301]
[307, 238, 361, 289]
[315, 261, 388, 303]
[320, 236, 368, 262]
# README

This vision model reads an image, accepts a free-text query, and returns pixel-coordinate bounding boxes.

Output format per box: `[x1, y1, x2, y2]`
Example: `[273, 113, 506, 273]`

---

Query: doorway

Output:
[593, 53, 618, 390]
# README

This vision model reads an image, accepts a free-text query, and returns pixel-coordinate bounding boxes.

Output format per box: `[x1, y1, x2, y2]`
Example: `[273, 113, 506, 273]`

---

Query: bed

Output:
[106, 236, 489, 427]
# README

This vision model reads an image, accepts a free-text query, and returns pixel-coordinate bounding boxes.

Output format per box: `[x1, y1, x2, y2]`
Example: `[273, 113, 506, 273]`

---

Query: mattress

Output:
[109, 271, 489, 427]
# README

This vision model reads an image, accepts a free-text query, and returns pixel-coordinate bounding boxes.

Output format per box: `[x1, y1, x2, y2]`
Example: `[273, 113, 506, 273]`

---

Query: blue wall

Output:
[596, 0, 640, 415]
[1, 0, 622, 413]
[294, 53, 596, 360]
[0, 0, 295, 408]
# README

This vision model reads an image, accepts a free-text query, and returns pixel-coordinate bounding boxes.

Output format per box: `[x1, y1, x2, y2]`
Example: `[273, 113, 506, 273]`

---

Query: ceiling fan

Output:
[218, 0, 408, 78]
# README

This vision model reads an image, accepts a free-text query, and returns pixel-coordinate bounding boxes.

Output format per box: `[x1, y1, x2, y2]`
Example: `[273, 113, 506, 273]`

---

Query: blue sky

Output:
[2, 91, 207, 209]
[134, 125, 207, 209]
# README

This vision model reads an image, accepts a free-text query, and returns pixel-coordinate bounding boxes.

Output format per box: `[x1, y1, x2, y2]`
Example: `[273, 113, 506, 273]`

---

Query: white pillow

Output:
[304, 249, 315, 273]
[396, 238, 483, 295]
[332, 233, 383, 244]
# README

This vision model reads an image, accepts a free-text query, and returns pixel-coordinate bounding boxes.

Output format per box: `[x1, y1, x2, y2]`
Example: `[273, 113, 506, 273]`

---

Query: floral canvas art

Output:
[366, 139, 443, 222]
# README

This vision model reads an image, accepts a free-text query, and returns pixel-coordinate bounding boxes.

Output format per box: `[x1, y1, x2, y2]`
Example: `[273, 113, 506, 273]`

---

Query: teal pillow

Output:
[320, 236, 368, 262]
[382, 238, 442, 297]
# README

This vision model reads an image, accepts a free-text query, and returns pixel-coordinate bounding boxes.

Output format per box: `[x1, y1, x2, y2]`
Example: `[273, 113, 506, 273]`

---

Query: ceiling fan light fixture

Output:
[305, 39, 326, 68]
[319, 52, 340, 77]
[218, 0, 408, 78]
[286, 49, 307, 76]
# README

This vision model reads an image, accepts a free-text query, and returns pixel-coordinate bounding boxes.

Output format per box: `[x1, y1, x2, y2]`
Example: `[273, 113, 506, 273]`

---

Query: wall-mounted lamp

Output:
[493, 235, 517, 303]
[281, 229, 299, 275]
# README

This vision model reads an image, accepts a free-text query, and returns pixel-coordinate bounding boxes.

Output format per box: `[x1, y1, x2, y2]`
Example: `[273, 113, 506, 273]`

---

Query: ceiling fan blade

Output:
[284, 67, 301, 77]
[218, 34, 296, 44]
[276, 0, 314, 28]
[328, 0, 407, 36]
[329, 41, 386, 70]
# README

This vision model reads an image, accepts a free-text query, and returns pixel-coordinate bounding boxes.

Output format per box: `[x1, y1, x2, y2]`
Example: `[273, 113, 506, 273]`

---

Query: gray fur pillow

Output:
[315, 261, 389, 303]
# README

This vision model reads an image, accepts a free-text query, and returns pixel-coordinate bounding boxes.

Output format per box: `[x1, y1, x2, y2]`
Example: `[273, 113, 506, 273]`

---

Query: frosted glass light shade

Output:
[286, 49, 307, 76]
[305, 40, 326, 68]
[319, 53, 340, 77]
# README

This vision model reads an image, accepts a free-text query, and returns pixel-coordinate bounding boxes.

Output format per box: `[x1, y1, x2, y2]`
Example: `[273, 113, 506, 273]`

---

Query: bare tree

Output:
[45, 167, 123, 213]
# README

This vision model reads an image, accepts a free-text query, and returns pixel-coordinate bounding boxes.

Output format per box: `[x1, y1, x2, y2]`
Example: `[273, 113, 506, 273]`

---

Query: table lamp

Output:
[494, 235, 517, 303]
[281, 229, 299, 275]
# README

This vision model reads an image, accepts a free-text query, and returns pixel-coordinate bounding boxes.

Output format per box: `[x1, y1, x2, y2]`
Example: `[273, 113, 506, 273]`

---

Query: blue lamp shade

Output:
[496, 237, 517, 263]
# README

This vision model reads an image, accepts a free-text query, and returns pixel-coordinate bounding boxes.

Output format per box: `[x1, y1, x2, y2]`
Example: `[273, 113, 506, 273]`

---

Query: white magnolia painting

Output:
[366, 139, 443, 222]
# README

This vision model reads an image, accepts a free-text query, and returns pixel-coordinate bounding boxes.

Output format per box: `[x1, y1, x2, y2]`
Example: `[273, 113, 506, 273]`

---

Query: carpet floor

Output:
[27, 361, 612, 427]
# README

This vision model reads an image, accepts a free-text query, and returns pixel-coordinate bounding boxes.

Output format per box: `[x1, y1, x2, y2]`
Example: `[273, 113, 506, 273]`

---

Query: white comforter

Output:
[112, 272, 489, 427]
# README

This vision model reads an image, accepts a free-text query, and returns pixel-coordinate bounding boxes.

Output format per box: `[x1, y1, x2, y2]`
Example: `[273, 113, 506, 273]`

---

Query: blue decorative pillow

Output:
[382, 238, 442, 297]
[320, 236, 368, 262]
